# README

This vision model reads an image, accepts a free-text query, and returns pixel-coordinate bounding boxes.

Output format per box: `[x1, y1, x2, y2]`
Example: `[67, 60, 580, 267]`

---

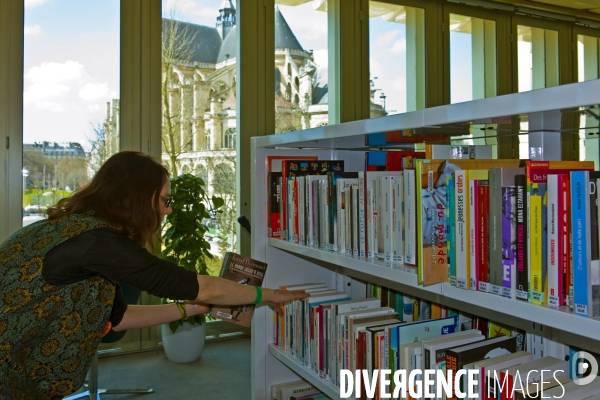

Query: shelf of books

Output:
[268, 238, 441, 298]
[251, 81, 600, 400]
[268, 344, 348, 400]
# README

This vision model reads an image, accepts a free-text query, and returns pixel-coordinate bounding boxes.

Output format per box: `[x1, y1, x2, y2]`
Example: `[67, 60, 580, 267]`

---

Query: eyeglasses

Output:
[160, 195, 173, 208]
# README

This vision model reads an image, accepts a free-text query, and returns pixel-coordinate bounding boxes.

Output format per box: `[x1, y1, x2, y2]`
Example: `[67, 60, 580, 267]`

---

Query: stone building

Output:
[103, 1, 386, 182]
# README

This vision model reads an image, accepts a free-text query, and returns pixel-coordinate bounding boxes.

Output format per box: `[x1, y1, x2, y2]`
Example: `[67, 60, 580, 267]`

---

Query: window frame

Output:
[442, 2, 511, 104]
[510, 14, 573, 93]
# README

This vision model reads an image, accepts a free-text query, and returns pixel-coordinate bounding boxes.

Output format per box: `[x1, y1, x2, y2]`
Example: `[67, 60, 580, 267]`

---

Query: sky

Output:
[23, 0, 120, 151]
[23, 0, 470, 150]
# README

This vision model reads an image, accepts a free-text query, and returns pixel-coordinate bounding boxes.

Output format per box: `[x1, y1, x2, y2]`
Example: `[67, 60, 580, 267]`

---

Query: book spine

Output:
[294, 179, 300, 244]
[298, 176, 305, 246]
[376, 177, 385, 259]
[318, 305, 326, 378]
[446, 352, 458, 400]
[359, 172, 367, 258]
[447, 176, 456, 286]
[352, 186, 359, 256]
[455, 170, 468, 289]
[515, 174, 529, 301]
[367, 187, 376, 259]
[529, 182, 544, 304]
[404, 169, 417, 265]
[321, 180, 329, 250]
[478, 181, 490, 292]
[269, 172, 282, 238]
[547, 174, 560, 307]
[560, 174, 570, 308]
[383, 176, 393, 263]
[395, 175, 404, 264]
[571, 171, 591, 316]
[336, 180, 347, 254]
[489, 168, 502, 295]
[469, 178, 478, 291]
[327, 172, 336, 252]
[501, 185, 517, 299]
[345, 188, 352, 256]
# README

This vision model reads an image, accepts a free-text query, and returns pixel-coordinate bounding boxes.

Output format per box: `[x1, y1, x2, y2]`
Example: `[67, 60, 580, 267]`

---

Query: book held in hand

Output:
[209, 252, 268, 327]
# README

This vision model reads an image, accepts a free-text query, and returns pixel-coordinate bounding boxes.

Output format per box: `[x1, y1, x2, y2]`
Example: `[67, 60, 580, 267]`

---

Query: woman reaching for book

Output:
[0, 151, 308, 399]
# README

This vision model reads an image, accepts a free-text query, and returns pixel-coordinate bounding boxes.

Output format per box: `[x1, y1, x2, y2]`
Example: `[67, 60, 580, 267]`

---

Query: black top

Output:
[42, 227, 199, 326]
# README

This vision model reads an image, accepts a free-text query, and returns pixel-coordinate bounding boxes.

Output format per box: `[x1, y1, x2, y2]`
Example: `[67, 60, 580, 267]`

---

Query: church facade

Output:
[103, 0, 386, 187]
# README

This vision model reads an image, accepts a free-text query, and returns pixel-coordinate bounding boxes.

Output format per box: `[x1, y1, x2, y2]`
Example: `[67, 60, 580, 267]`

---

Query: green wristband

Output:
[253, 286, 263, 305]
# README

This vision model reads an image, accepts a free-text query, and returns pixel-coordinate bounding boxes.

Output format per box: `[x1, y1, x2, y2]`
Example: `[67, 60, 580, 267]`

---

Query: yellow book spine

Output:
[529, 184, 544, 305]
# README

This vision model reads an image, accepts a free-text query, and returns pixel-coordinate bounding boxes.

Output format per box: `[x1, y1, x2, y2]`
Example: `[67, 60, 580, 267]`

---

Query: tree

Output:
[162, 17, 200, 176]
[204, 149, 237, 253]
[87, 121, 108, 175]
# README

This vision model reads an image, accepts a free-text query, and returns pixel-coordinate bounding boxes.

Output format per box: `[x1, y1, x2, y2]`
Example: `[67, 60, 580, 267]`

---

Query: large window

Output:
[23, 0, 120, 228]
[160, 0, 238, 261]
[449, 13, 496, 104]
[369, 1, 425, 115]
[274, 1, 328, 133]
[516, 24, 559, 92]
[577, 31, 600, 167]
[161, 0, 245, 339]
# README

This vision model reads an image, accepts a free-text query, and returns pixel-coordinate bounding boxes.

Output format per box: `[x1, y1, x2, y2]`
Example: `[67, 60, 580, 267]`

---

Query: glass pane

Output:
[161, 0, 246, 340]
[450, 13, 496, 104]
[274, 1, 328, 133]
[517, 25, 559, 93]
[370, 1, 425, 116]
[23, 0, 120, 228]
[577, 35, 600, 167]
[161, 0, 238, 262]
[578, 34, 600, 83]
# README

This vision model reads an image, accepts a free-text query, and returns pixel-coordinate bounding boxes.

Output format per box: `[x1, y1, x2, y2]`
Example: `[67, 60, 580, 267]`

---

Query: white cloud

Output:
[312, 49, 328, 69]
[163, 0, 221, 25]
[23, 60, 112, 115]
[376, 29, 400, 47]
[25, 60, 85, 83]
[25, 0, 51, 9]
[23, 81, 70, 113]
[79, 83, 109, 101]
[24, 25, 43, 38]
[24, 81, 70, 102]
[388, 37, 406, 55]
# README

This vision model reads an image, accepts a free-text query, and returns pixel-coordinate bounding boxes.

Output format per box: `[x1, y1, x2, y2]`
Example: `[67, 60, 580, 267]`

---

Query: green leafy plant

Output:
[160, 173, 225, 333]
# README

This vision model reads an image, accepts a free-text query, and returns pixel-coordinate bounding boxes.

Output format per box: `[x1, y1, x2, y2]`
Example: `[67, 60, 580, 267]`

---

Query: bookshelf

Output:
[250, 80, 600, 400]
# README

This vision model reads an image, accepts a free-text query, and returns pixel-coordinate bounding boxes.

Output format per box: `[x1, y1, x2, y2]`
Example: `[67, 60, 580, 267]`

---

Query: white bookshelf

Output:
[250, 80, 600, 400]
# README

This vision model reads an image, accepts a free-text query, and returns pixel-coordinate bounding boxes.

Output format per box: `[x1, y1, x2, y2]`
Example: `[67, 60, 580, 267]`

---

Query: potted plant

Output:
[160, 173, 224, 363]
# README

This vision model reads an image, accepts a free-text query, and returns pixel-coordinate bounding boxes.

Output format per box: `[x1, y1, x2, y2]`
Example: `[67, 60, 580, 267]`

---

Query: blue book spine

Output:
[447, 176, 456, 286]
[570, 171, 591, 316]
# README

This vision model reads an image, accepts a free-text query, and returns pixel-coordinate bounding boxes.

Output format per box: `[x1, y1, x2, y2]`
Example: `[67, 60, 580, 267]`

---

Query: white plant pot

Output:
[161, 321, 206, 363]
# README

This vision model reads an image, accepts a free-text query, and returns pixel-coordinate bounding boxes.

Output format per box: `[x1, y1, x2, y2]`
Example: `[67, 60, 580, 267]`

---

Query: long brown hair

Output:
[47, 151, 169, 247]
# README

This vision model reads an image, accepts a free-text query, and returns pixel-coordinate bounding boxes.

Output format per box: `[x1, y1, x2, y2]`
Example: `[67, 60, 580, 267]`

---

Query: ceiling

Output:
[477, 0, 600, 20]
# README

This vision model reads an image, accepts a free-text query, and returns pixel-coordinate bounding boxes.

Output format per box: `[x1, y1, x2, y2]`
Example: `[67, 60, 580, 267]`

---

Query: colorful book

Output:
[488, 167, 524, 299]
[467, 171, 488, 291]
[515, 174, 529, 302]
[446, 335, 518, 400]
[209, 252, 267, 327]
[472, 350, 533, 400]
[416, 159, 522, 286]
[404, 169, 417, 266]
[394, 316, 458, 371]
[447, 175, 456, 286]
[570, 170, 596, 317]
[526, 161, 594, 305]
[477, 179, 490, 293]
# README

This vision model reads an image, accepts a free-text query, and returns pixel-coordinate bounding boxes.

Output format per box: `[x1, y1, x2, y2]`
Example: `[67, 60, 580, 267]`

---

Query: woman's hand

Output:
[263, 289, 309, 315]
